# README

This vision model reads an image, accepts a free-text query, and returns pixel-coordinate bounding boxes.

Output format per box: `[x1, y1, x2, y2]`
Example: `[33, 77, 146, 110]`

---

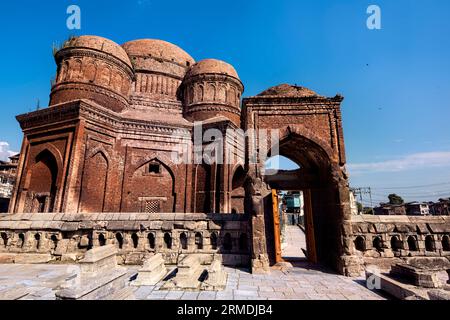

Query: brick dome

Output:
[122, 39, 195, 103]
[122, 39, 194, 74]
[50, 35, 134, 113]
[186, 59, 239, 79]
[182, 59, 243, 126]
[257, 84, 322, 98]
[62, 35, 132, 68]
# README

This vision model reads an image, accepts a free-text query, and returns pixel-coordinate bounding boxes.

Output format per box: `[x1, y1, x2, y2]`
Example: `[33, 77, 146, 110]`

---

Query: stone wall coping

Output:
[352, 215, 450, 224]
[0, 212, 249, 223]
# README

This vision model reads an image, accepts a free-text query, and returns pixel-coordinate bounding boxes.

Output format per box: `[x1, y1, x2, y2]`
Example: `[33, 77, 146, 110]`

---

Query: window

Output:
[425, 235, 435, 252]
[354, 236, 366, 252]
[210, 232, 218, 250]
[1, 232, 7, 247]
[442, 235, 450, 251]
[34, 233, 41, 249]
[148, 163, 161, 174]
[98, 233, 106, 246]
[115, 233, 124, 249]
[164, 233, 172, 249]
[180, 233, 188, 250]
[195, 232, 203, 250]
[372, 236, 382, 251]
[407, 236, 418, 251]
[132, 233, 139, 249]
[145, 200, 161, 213]
[148, 233, 155, 249]
[391, 236, 402, 252]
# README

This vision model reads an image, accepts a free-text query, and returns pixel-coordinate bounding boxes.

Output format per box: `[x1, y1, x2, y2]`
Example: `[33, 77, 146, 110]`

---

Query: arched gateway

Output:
[243, 84, 360, 276]
[3, 36, 365, 277]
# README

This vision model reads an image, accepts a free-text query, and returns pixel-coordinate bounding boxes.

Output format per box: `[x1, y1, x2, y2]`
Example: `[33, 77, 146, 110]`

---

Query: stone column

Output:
[248, 177, 270, 274]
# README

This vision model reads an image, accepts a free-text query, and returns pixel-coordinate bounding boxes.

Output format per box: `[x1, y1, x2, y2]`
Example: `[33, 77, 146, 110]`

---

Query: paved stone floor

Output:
[0, 227, 386, 300]
[282, 225, 307, 259]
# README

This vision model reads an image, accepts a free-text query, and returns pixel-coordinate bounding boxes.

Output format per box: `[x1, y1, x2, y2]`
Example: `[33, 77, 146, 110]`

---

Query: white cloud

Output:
[0, 142, 18, 161]
[348, 151, 450, 175]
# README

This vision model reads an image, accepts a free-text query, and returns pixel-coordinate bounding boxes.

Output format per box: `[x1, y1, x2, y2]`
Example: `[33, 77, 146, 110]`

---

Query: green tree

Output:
[388, 193, 404, 205]
[356, 202, 363, 213]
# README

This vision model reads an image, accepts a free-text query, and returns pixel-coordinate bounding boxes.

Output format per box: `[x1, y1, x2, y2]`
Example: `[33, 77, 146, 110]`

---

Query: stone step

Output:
[0, 286, 30, 300]
[106, 286, 136, 300]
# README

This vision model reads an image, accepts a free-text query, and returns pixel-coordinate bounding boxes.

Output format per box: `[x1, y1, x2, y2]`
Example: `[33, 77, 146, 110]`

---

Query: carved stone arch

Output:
[206, 82, 216, 101]
[84, 59, 97, 83]
[59, 61, 69, 82]
[133, 153, 178, 181]
[198, 83, 204, 101]
[275, 125, 336, 164]
[124, 153, 178, 213]
[98, 63, 112, 87]
[86, 145, 111, 166]
[217, 84, 226, 102]
[24, 146, 62, 213]
[24, 143, 64, 190]
[80, 148, 110, 213]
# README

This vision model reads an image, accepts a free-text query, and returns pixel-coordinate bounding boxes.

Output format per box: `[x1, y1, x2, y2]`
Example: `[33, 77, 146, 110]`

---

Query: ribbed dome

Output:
[62, 35, 132, 68]
[122, 39, 195, 67]
[257, 84, 322, 98]
[186, 59, 239, 79]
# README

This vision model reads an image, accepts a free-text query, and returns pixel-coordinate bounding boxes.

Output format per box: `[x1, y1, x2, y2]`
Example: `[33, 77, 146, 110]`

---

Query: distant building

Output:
[374, 203, 406, 215]
[349, 191, 359, 215]
[405, 202, 430, 216]
[281, 191, 304, 225]
[0, 153, 19, 212]
[429, 198, 450, 216]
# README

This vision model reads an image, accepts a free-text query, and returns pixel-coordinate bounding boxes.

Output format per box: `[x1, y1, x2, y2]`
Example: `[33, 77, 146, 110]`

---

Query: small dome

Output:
[186, 59, 239, 79]
[257, 84, 322, 98]
[122, 39, 195, 67]
[62, 35, 132, 68]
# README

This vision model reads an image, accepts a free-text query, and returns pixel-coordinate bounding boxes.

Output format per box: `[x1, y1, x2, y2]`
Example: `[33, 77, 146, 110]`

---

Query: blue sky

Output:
[0, 0, 449, 204]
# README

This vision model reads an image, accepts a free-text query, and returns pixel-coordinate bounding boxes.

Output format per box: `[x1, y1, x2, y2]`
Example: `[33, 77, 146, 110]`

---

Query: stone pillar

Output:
[248, 177, 270, 274]
[335, 165, 364, 276]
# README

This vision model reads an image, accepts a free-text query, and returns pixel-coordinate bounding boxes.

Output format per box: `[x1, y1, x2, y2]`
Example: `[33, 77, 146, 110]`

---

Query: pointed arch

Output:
[123, 152, 177, 213]
[80, 149, 109, 213]
[26, 148, 60, 213]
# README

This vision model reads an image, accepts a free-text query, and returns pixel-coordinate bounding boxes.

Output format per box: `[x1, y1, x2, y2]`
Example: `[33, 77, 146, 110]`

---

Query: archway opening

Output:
[195, 232, 203, 250]
[354, 236, 366, 252]
[115, 233, 123, 249]
[263, 133, 338, 269]
[391, 236, 402, 252]
[442, 235, 450, 251]
[98, 233, 106, 246]
[425, 235, 435, 252]
[148, 233, 155, 249]
[407, 236, 418, 251]
[180, 232, 188, 250]
[28, 150, 58, 213]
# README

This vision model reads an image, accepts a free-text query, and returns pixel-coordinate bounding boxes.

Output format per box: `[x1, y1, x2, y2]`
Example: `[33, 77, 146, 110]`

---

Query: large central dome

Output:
[122, 39, 195, 103]
[122, 39, 195, 78]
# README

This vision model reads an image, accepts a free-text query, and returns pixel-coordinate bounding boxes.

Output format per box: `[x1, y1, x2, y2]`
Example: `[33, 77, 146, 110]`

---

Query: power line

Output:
[371, 181, 450, 190]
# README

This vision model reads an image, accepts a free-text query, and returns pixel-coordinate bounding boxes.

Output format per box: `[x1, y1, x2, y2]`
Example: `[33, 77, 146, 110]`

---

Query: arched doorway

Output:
[261, 133, 345, 270]
[230, 165, 246, 213]
[27, 149, 59, 213]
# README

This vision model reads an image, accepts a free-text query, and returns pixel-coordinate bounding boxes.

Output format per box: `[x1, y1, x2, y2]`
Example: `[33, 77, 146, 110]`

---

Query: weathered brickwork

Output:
[5, 35, 363, 275]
